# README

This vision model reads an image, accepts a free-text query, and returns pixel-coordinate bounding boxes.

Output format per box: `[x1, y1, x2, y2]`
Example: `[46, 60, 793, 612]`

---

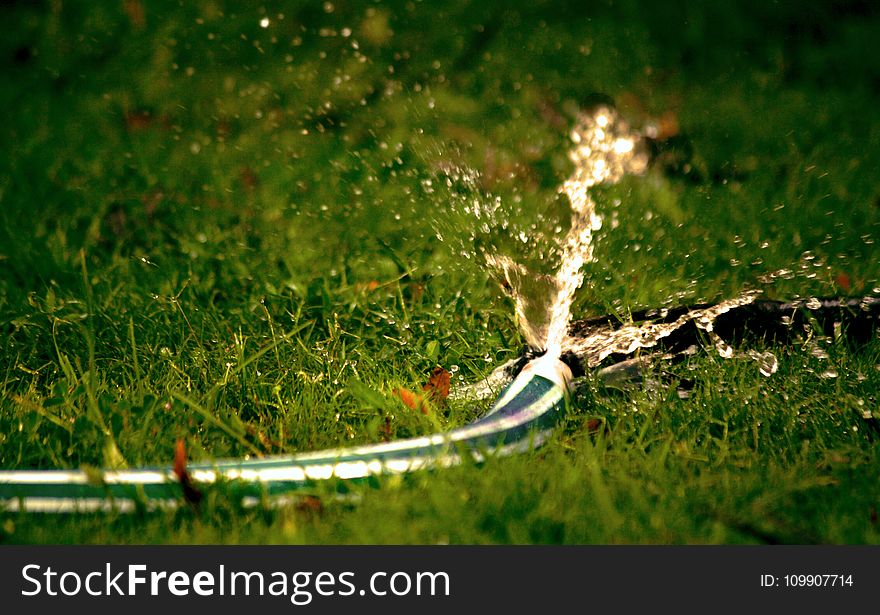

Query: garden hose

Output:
[0, 354, 572, 512]
[2, 295, 877, 513]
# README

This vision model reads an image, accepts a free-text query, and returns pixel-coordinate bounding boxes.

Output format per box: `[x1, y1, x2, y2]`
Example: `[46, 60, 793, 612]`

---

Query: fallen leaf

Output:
[355, 280, 381, 292]
[125, 110, 153, 132]
[172, 439, 187, 478]
[295, 495, 324, 515]
[123, 0, 146, 29]
[394, 367, 451, 414]
[422, 366, 450, 401]
[173, 439, 203, 507]
[585, 418, 608, 436]
[394, 386, 425, 413]
[835, 272, 851, 292]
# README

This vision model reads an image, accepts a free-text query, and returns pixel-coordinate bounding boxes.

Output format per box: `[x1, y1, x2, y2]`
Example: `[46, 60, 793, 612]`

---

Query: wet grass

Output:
[1, 0, 879, 543]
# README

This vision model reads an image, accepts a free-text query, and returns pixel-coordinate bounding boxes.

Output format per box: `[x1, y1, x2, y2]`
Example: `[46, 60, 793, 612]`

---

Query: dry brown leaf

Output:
[173, 439, 203, 506]
[123, 0, 146, 29]
[394, 386, 425, 413]
[422, 366, 450, 401]
[394, 367, 451, 414]
[295, 495, 324, 515]
[355, 280, 381, 292]
[124, 111, 153, 132]
[172, 439, 187, 479]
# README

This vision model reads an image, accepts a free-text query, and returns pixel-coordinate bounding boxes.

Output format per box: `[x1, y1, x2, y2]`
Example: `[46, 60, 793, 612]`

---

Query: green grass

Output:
[1, 0, 879, 543]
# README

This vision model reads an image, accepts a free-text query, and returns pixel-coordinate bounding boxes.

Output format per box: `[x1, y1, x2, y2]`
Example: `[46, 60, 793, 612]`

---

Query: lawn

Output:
[1, 0, 879, 543]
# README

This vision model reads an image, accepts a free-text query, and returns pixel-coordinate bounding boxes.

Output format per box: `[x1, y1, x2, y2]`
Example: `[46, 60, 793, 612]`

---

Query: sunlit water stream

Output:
[454, 107, 782, 398]
[486, 107, 767, 369]
[434, 106, 877, 402]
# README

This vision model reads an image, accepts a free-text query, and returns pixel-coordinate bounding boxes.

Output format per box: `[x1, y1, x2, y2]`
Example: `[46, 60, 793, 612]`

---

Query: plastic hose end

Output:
[519, 353, 573, 391]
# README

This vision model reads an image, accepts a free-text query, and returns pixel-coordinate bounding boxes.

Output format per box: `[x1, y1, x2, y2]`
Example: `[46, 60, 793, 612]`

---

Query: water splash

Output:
[712, 332, 736, 359]
[453, 290, 762, 401]
[446, 106, 880, 400]
[485, 253, 560, 350]
[544, 107, 648, 358]
[483, 107, 648, 357]
[563, 290, 759, 367]
[748, 350, 779, 377]
[454, 107, 787, 401]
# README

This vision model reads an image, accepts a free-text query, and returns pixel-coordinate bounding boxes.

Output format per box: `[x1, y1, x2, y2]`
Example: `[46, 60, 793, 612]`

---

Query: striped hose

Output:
[0, 355, 573, 513]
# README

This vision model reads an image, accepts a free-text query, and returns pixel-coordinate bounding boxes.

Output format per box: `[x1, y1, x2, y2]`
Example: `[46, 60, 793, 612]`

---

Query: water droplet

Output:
[749, 351, 778, 377]
[808, 342, 830, 360]
[714, 336, 734, 359]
